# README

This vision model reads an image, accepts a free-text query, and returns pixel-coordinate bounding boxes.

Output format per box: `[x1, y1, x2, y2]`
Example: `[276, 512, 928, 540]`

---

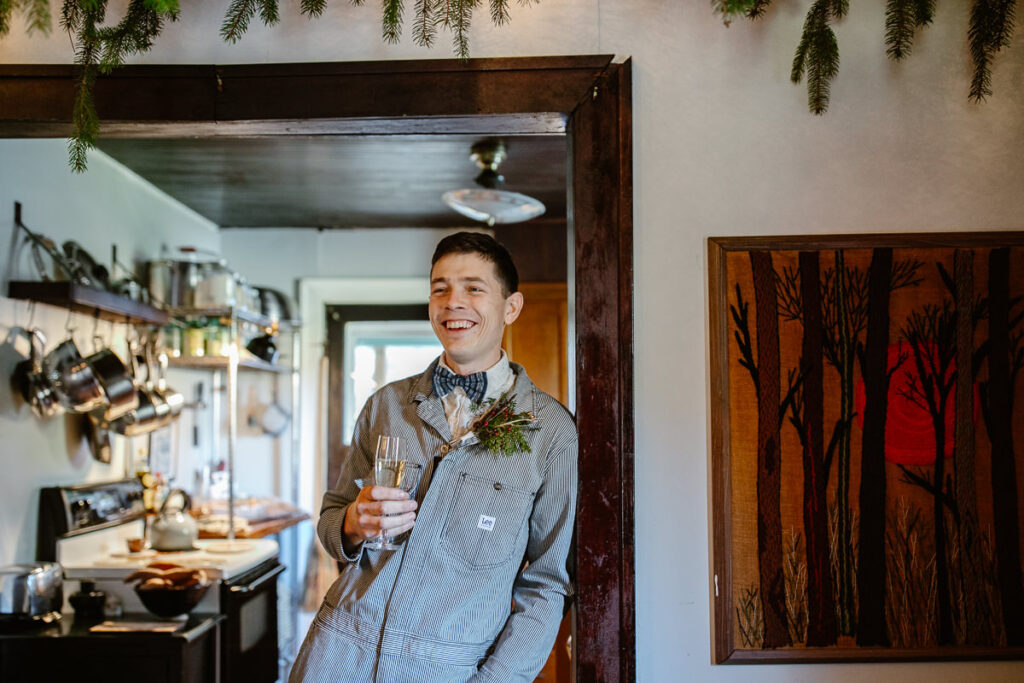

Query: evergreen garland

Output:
[0, 0, 529, 172]
[0, 1, 1017, 170]
[715, 0, 1018, 114]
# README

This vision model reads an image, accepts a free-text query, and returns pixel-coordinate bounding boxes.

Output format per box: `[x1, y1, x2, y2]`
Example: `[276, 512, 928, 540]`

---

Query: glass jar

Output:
[183, 323, 205, 357]
[205, 324, 230, 357]
[159, 324, 182, 357]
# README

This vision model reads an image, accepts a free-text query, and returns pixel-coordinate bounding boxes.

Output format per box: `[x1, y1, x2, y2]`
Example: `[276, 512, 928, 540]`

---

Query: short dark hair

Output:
[431, 232, 519, 297]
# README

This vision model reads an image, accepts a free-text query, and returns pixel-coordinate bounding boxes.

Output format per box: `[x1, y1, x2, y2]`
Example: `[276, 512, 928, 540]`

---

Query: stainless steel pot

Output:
[0, 562, 63, 624]
[42, 338, 106, 413]
[86, 341, 138, 421]
[14, 329, 63, 419]
[147, 247, 226, 310]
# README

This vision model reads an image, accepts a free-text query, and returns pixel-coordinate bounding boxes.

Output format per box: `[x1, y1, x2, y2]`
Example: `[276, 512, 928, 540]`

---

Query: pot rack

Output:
[6, 202, 168, 326]
[7, 201, 302, 552]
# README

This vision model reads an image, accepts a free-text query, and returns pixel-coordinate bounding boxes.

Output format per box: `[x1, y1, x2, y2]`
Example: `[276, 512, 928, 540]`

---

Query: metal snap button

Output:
[493, 482, 502, 491]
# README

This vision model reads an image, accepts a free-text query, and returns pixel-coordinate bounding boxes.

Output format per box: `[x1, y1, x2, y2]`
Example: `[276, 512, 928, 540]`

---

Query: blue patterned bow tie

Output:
[432, 364, 487, 403]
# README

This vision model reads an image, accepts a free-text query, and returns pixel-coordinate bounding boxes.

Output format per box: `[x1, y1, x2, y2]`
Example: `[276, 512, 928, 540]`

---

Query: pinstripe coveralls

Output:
[290, 359, 578, 682]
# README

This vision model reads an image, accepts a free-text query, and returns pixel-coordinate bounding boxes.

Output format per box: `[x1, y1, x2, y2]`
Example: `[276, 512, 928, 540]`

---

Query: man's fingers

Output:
[357, 499, 417, 516]
[369, 485, 410, 501]
[379, 512, 416, 531]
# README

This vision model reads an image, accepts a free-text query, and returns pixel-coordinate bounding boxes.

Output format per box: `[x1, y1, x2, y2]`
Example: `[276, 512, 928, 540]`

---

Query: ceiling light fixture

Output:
[442, 139, 546, 227]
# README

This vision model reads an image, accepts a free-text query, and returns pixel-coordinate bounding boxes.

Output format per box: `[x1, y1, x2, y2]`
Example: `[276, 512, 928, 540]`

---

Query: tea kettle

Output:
[149, 489, 198, 552]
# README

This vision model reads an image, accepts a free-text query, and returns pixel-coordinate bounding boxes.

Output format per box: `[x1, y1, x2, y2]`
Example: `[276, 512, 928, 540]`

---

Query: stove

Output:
[35, 479, 283, 683]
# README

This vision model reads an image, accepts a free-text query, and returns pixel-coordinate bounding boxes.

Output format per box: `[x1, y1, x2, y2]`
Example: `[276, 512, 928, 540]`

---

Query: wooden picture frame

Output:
[709, 232, 1024, 663]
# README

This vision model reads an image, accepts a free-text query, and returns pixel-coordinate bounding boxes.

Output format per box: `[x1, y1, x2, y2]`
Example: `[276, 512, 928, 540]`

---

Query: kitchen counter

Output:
[197, 510, 309, 539]
[0, 613, 224, 683]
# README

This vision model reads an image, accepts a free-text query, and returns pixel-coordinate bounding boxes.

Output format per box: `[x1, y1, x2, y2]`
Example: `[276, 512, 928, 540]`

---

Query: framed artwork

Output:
[709, 233, 1024, 663]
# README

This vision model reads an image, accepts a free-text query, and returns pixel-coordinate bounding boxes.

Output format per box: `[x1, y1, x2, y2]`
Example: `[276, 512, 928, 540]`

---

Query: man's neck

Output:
[442, 350, 503, 376]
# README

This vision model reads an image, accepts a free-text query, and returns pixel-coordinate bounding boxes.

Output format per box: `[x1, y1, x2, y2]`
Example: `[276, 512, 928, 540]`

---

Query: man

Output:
[290, 232, 578, 682]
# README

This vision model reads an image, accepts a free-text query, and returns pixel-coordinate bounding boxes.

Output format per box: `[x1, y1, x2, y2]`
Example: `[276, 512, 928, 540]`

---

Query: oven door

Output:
[220, 560, 285, 683]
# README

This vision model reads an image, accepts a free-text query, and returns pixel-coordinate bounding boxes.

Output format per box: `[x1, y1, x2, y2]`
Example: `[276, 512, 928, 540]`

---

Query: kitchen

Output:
[0, 124, 575, 681]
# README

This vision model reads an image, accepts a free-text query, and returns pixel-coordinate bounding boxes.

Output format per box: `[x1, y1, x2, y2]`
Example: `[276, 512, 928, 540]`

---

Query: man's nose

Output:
[444, 290, 466, 308]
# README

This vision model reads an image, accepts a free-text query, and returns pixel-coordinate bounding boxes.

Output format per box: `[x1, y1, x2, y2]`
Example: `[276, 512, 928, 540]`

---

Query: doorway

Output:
[0, 55, 635, 681]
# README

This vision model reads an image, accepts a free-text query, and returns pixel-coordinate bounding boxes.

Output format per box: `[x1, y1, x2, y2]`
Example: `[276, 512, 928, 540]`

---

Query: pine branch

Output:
[0, 0, 14, 37]
[221, 0, 257, 44]
[413, 0, 439, 47]
[968, 0, 1018, 103]
[885, 0, 917, 59]
[300, 0, 328, 17]
[450, 0, 478, 61]
[711, 0, 759, 26]
[20, 0, 51, 35]
[258, 0, 280, 26]
[747, 0, 773, 19]
[792, 0, 841, 114]
[69, 2, 102, 174]
[914, 0, 936, 26]
[383, 0, 404, 44]
[490, 0, 510, 26]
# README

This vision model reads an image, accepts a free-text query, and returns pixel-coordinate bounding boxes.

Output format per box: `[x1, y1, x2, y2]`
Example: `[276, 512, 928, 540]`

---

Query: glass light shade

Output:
[442, 189, 546, 225]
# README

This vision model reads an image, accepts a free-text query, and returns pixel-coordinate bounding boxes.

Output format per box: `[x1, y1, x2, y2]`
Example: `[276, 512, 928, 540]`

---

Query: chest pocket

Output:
[441, 472, 535, 568]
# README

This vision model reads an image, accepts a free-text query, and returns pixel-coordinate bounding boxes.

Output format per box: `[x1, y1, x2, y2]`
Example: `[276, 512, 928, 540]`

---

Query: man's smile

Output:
[443, 320, 476, 330]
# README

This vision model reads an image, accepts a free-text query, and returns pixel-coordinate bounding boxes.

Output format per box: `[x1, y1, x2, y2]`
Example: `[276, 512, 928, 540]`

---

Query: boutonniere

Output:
[441, 392, 539, 457]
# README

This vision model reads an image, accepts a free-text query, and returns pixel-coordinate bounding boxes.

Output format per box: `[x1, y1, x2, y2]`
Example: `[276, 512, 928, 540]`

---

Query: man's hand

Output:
[343, 485, 418, 548]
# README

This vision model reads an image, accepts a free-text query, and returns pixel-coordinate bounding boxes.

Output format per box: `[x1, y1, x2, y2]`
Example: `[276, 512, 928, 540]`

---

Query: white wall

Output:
[220, 228, 473, 297]
[3, 1, 1024, 680]
[0, 139, 219, 566]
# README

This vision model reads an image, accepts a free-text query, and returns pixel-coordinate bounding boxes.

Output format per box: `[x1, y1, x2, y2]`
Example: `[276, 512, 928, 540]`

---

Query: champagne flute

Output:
[379, 462, 423, 549]
[364, 435, 401, 551]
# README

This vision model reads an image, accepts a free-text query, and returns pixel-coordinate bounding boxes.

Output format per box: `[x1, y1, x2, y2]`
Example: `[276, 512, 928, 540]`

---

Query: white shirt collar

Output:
[438, 350, 514, 401]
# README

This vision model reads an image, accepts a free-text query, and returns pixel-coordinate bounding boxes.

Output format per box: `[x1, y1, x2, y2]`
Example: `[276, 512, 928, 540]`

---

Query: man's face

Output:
[429, 252, 523, 375]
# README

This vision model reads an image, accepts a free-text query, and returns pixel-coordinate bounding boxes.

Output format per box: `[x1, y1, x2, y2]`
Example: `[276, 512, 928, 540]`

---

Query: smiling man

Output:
[290, 232, 578, 682]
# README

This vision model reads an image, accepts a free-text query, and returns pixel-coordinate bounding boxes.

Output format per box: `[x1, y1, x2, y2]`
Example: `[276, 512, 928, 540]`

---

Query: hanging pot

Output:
[41, 338, 106, 414]
[13, 329, 63, 419]
[86, 338, 138, 422]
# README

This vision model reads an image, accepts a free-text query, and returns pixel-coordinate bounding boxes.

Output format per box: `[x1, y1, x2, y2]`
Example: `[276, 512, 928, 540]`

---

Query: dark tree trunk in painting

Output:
[799, 252, 838, 646]
[856, 247, 893, 647]
[954, 249, 986, 644]
[930, 392, 954, 645]
[750, 250, 791, 649]
[899, 298, 957, 645]
[833, 250, 856, 636]
[987, 247, 1024, 645]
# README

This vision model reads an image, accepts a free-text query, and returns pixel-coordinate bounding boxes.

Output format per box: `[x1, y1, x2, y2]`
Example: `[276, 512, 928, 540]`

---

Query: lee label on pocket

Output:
[478, 514, 496, 531]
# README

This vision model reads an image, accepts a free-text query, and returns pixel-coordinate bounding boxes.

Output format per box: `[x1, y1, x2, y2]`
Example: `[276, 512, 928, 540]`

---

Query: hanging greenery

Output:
[2, 2, 1017, 170]
[714, 0, 1017, 114]
[0, 0, 529, 171]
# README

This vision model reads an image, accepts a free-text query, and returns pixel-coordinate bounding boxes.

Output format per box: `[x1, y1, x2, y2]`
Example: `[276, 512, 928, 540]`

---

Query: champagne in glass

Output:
[364, 435, 401, 550]
[378, 461, 423, 549]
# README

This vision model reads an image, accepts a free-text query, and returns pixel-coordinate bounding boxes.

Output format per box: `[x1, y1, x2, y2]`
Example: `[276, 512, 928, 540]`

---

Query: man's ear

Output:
[504, 291, 524, 325]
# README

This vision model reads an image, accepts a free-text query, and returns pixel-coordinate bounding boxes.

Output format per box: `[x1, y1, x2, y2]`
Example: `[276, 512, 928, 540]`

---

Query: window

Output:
[342, 320, 442, 443]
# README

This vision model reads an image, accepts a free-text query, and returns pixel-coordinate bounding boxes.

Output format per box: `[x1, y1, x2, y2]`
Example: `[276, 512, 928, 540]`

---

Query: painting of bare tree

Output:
[710, 233, 1024, 663]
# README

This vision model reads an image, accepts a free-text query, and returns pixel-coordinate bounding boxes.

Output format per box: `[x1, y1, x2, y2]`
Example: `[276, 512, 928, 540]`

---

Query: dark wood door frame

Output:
[0, 56, 635, 682]
[324, 303, 431, 488]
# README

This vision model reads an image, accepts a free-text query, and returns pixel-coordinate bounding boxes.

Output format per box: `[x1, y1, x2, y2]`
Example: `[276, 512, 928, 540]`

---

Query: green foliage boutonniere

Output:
[442, 392, 539, 457]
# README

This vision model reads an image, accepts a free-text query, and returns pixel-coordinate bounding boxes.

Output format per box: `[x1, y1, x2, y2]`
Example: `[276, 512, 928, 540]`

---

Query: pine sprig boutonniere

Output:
[441, 392, 539, 457]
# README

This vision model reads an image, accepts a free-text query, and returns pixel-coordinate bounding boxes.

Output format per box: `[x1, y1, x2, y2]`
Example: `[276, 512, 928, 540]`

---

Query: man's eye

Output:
[469, 287, 483, 293]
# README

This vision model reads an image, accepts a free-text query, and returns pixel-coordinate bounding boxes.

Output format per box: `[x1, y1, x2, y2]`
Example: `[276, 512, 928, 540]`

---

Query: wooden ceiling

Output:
[96, 134, 567, 229]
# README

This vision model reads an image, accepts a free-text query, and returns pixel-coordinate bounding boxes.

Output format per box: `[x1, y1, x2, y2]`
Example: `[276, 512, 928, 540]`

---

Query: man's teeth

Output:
[446, 321, 474, 329]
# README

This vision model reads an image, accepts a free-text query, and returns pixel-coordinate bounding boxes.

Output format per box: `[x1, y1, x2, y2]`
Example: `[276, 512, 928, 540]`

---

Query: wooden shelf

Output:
[167, 355, 293, 373]
[170, 306, 275, 328]
[7, 280, 169, 326]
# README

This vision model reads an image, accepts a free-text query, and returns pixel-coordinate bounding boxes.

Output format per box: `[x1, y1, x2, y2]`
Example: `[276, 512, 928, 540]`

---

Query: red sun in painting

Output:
[855, 341, 978, 466]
